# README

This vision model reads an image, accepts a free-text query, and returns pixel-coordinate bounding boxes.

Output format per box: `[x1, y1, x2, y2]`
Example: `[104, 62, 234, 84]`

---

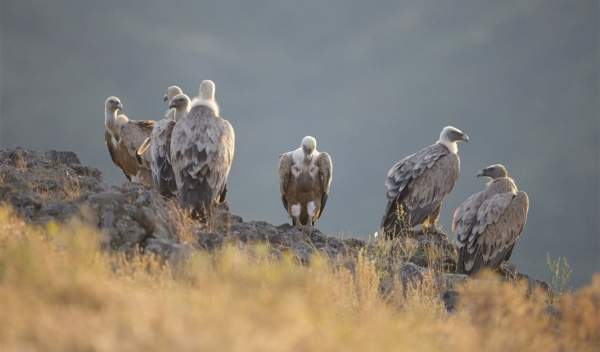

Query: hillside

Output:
[0, 148, 598, 351]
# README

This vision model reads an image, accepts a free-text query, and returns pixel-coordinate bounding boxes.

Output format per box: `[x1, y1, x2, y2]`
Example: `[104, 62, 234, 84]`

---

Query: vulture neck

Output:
[293, 148, 316, 165]
[192, 98, 220, 117]
[105, 109, 118, 133]
[304, 153, 314, 163]
[487, 177, 518, 193]
[438, 139, 458, 154]
[173, 108, 188, 121]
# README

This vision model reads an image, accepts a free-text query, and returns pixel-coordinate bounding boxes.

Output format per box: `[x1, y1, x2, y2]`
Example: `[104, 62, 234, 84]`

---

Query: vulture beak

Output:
[116, 102, 123, 111]
[462, 133, 470, 143]
[163, 94, 169, 103]
[476, 169, 486, 178]
[169, 101, 176, 109]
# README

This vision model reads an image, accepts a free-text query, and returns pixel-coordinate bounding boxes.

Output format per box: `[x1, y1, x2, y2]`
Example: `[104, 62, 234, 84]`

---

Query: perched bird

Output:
[380, 126, 469, 237]
[137, 93, 190, 197]
[453, 164, 529, 275]
[170, 80, 234, 222]
[278, 136, 333, 227]
[104, 96, 155, 185]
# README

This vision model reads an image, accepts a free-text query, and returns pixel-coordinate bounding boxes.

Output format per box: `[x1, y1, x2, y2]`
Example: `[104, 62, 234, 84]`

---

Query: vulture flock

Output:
[104, 80, 529, 275]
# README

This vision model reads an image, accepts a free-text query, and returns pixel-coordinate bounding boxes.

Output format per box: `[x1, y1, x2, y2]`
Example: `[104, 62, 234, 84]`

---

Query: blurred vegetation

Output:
[546, 253, 573, 295]
[0, 205, 598, 352]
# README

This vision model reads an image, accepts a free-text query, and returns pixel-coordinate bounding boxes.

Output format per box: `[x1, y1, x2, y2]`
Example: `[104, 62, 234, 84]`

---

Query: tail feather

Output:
[457, 245, 484, 275]
[178, 174, 214, 220]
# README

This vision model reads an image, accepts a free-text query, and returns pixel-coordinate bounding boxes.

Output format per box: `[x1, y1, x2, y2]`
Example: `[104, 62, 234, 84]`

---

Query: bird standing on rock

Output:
[170, 80, 234, 224]
[380, 126, 469, 238]
[278, 136, 333, 227]
[453, 164, 529, 275]
[104, 96, 155, 186]
[137, 91, 191, 197]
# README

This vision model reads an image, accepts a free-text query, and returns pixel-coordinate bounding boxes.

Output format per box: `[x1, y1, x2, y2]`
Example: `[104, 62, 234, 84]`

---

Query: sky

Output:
[1, 0, 598, 287]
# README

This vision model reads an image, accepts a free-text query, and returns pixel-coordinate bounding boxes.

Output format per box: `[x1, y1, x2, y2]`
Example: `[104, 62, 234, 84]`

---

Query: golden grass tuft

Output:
[13, 152, 28, 173]
[0, 205, 598, 351]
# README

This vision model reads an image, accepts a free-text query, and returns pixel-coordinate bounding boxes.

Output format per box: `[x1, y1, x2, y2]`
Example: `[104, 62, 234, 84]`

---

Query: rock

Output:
[44, 150, 80, 165]
[0, 147, 551, 311]
[499, 261, 551, 293]
[144, 237, 194, 266]
[0, 148, 103, 222]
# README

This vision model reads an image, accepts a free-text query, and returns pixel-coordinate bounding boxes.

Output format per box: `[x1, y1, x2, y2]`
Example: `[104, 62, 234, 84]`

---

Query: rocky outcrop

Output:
[0, 148, 549, 310]
[0, 148, 367, 262]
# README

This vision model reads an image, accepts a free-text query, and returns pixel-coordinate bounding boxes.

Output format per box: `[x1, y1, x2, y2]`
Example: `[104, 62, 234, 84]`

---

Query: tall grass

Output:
[0, 206, 597, 351]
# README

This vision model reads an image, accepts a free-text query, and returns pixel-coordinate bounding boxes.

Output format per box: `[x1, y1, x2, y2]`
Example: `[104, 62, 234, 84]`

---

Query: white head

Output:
[104, 96, 124, 131]
[437, 126, 469, 154]
[164, 85, 183, 103]
[105, 96, 123, 113]
[169, 94, 191, 120]
[191, 80, 220, 116]
[199, 80, 216, 100]
[104, 96, 129, 136]
[301, 136, 317, 157]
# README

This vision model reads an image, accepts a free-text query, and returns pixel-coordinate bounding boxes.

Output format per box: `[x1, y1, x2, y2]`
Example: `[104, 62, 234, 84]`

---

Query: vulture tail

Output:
[218, 184, 228, 203]
[457, 246, 483, 275]
[381, 199, 411, 239]
[178, 175, 214, 221]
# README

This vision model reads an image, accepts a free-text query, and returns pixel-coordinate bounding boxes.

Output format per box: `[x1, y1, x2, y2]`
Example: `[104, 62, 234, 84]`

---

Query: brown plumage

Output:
[278, 136, 332, 227]
[104, 96, 155, 185]
[137, 93, 191, 197]
[454, 164, 529, 275]
[381, 126, 468, 237]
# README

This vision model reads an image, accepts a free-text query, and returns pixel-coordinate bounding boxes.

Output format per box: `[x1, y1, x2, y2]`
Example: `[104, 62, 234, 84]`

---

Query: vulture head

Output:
[439, 126, 469, 153]
[105, 96, 123, 113]
[477, 164, 508, 179]
[192, 80, 220, 116]
[301, 136, 317, 159]
[441, 126, 469, 143]
[169, 94, 191, 120]
[169, 94, 190, 109]
[164, 85, 183, 103]
[199, 80, 216, 100]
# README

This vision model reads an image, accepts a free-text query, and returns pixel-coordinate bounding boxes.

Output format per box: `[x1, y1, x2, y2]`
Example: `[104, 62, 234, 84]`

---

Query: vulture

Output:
[137, 92, 190, 197]
[104, 96, 155, 185]
[453, 164, 529, 275]
[170, 80, 234, 222]
[278, 136, 333, 227]
[380, 126, 469, 237]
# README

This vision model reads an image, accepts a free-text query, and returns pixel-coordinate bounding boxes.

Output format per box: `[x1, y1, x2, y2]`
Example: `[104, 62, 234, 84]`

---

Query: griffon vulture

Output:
[380, 126, 469, 237]
[453, 164, 529, 275]
[137, 93, 190, 197]
[170, 80, 234, 221]
[278, 136, 333, 227]
[104, 96, 154, 185]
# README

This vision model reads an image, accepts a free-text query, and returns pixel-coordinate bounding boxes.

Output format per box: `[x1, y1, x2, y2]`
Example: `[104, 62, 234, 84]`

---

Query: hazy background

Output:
[1, 0, 598, 286]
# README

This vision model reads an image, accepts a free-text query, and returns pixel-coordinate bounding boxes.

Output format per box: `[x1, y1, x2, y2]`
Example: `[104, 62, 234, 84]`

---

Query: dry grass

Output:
[166, 199, 199, 244]
[13, 152, 28, 173]
[29, 170, 83, 202]
[0, 206, 598, 352]
[62, 173, 83, 200]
